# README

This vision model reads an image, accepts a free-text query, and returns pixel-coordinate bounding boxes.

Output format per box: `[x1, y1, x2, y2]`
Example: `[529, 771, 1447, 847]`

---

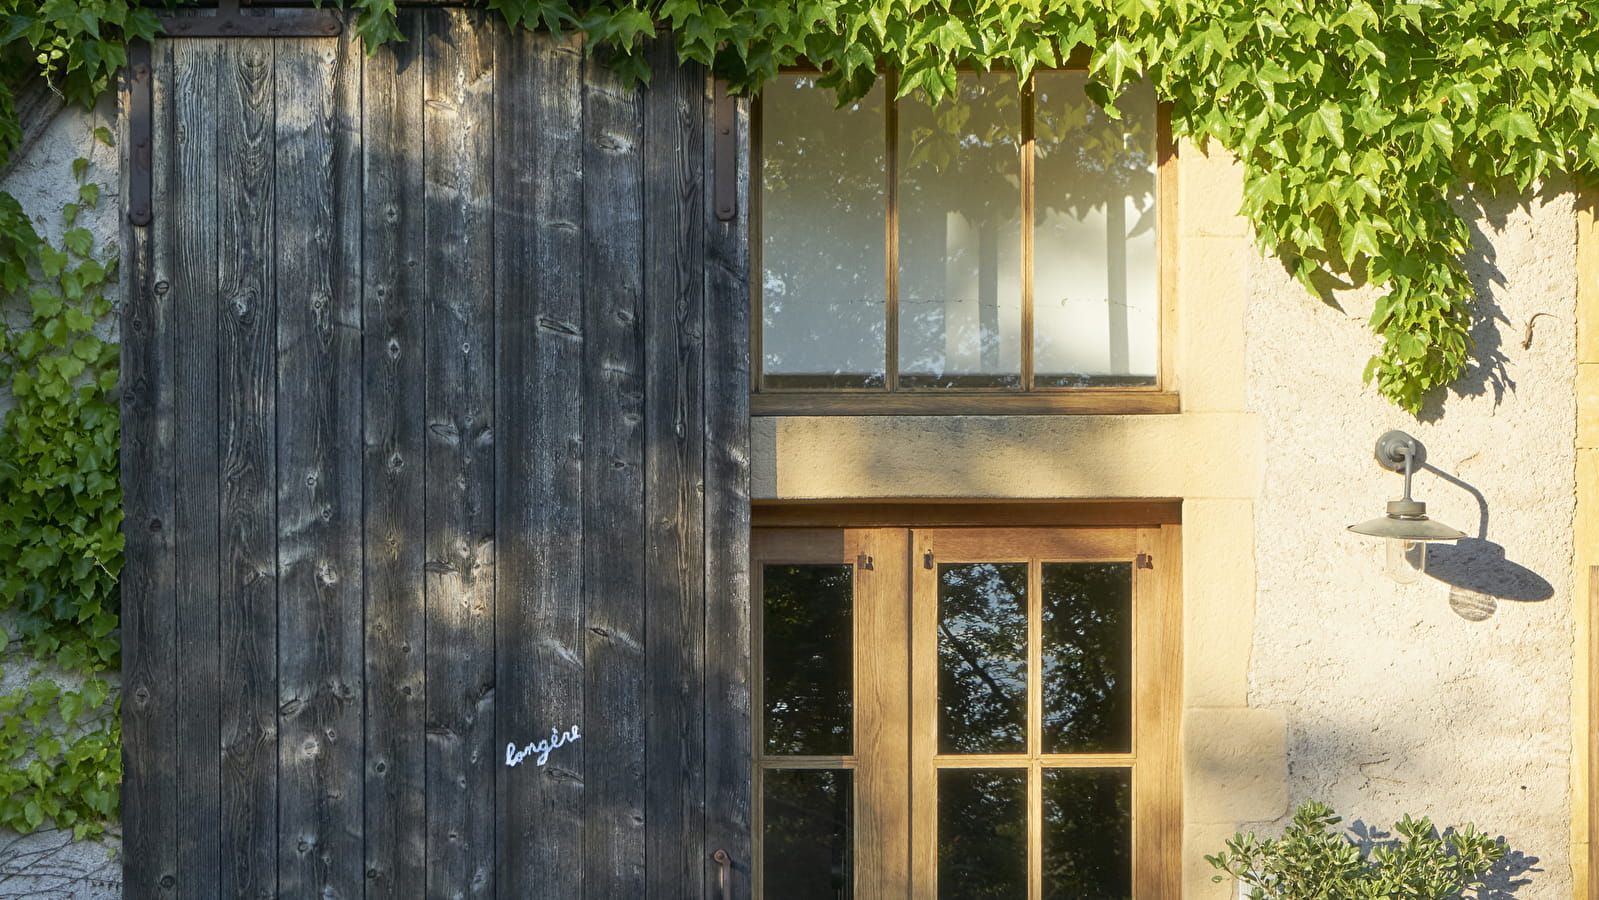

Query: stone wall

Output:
[1244, 187, 1577, 897]
[755, 140, 1584, 899]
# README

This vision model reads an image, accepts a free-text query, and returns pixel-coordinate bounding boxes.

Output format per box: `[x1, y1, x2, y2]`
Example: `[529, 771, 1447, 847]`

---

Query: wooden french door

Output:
[752, 526, 1180, 900]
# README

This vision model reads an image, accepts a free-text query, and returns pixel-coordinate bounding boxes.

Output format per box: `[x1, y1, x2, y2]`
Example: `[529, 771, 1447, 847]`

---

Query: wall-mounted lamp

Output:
[1347, 430, 1466, 583]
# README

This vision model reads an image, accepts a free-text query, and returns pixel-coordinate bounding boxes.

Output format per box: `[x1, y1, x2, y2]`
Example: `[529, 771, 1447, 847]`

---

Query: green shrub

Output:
[1207, 800, 1506, 900]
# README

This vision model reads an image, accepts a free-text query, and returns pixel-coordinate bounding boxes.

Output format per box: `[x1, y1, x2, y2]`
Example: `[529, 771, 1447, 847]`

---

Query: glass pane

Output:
[1041, 562, 1132, 753]
[938, 562, 1027, 754]
[763, 564, 853, 755]
[899, 75, 1023, 388]
[760, 75, 888, 389]
[764, 769, 854, 899]
[938, 769, 1027, 899]
[1042, 769, 1132, 900]
[1032, 74, 1159, 387]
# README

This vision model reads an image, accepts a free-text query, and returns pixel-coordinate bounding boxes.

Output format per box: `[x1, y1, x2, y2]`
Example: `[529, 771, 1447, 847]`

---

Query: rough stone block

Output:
[1187, 823, 1246, 900]
[1184, 707, 1289, 825]
[1183, 500, 1256, 707]
[1581, 364, 1599, 449]
[1177, 139, 1251, 239]
[1177, 237, 1252, 412]
[766, 412, 1260, 500]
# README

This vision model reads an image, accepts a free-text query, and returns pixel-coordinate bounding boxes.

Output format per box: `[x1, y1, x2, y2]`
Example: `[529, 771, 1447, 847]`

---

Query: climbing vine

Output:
[1, 0, 1597, 843]
[409, 0, 1599, 414]
[0, 143, 123, 839]
[0, 0, 152, 841]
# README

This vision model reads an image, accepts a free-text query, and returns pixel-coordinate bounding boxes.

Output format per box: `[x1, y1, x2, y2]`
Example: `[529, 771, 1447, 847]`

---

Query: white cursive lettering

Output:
[505, 725, 581, 768]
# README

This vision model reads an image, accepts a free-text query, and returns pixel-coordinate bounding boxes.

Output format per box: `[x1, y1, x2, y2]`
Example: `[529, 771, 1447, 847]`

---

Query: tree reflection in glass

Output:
[764, 769, 854, 900]
[763, 564, 853, 756]
[938, 769, 1027, 899]
[760, 75, 888, 388]
[899, 75, 1023, 388]
[1042, 769, 1131, 900]
[938, 563, 1027, 754]
[1041, 563, 1132, 753]
[1033, 76, 1158, 386]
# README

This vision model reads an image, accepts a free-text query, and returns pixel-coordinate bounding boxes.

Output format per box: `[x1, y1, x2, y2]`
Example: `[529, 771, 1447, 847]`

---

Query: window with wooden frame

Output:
[752, 524, 1181, 899]
[753, 72, 1176, 416]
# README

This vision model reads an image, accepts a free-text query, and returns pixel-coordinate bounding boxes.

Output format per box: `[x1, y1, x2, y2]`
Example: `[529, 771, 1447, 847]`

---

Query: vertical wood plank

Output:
[362, 12, 428, 899]
[121, 37, 178, 900]
[493, 25, 587, 899]
[216, 36, 279, 900]
[275, 32, 364, 900]
[1137, 524, 1184, 900]
[581, 43, 648, 900]
[421, 10, 496, 898]
[702, 75, 752, 899]
[642, 36, 708, 900]
[853, 529, 911, 899]
[167, 37, 224, 900]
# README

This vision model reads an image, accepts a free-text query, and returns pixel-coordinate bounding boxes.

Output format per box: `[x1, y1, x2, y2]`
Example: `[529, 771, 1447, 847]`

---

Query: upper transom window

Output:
[754, 72, 1169, 414]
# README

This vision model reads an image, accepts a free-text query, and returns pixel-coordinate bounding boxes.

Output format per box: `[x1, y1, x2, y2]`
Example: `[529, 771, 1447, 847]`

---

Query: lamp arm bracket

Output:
[1374, 430, 1423, 473]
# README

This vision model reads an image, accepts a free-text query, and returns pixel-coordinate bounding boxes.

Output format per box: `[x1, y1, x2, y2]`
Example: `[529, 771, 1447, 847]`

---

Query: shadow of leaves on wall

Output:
[1345, 819, 1539, 900]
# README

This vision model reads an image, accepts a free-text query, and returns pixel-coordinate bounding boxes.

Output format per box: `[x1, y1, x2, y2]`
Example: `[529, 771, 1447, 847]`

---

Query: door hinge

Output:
[1136, 553, 1153, 569]
[713, 82, 737, 222]
[127, 41, 153, 227]
[855, 553, 873, 571]
[128, 0, 342, 227]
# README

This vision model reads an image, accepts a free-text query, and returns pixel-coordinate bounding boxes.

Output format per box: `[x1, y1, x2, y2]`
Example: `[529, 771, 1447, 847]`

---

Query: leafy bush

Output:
[1207, 800, 1506, 900]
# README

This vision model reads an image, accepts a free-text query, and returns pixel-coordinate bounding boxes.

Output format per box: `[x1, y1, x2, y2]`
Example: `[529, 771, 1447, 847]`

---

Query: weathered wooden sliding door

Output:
[120, 9, 750, 898]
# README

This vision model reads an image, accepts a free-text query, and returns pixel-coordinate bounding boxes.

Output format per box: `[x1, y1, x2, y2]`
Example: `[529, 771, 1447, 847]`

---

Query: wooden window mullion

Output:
[885, 75, 900, 393]
[1021, 78, 1037, 392]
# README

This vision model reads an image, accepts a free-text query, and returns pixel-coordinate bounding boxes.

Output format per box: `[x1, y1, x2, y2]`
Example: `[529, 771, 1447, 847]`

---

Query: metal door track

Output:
[127, 0, 342, 226]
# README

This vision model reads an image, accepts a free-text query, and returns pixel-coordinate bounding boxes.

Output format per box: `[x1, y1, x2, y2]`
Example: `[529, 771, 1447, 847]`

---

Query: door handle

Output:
[713, 849, 731, 900]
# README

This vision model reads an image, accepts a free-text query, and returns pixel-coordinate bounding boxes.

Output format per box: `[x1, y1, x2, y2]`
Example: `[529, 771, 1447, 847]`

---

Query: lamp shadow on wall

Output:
[1413, 463, 1554, 618]
[1345, 819, 1539, 899]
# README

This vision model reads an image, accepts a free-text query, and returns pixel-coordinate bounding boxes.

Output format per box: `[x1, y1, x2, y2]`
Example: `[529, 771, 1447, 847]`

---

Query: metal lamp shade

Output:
[1347, 513, 1466, 542]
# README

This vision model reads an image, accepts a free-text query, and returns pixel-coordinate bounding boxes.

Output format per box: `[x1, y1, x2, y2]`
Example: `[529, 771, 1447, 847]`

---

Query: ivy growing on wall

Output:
[0, 149, 124, 838]
[0, 1, 151, 839]
[431, 0, 1596, 414]
[0, 0, 1594, 843]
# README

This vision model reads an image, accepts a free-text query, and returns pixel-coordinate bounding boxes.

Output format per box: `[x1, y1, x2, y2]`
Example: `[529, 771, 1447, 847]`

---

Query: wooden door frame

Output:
[750, 507, 1182, 899]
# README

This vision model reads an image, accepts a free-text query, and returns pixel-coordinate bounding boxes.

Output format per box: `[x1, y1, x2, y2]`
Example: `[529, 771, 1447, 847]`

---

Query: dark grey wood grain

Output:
[420, 10, 497, 898]
[492, 24, 587, 899]
[215, 37, 280, 900]
[274, 32, 364, 900]
[361, 12, 428, 899]
[166, 38, 223, 900]
[701, 76, 753, 900]
[641, 36, 708, 900]
[127, 22, 754, 900]
[581, 45, 649, 900]
[120, 38, 179, 900]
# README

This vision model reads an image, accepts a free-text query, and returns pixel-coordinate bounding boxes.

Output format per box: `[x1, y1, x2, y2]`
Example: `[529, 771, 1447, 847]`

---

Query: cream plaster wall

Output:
[754, 139, 1583, 899]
